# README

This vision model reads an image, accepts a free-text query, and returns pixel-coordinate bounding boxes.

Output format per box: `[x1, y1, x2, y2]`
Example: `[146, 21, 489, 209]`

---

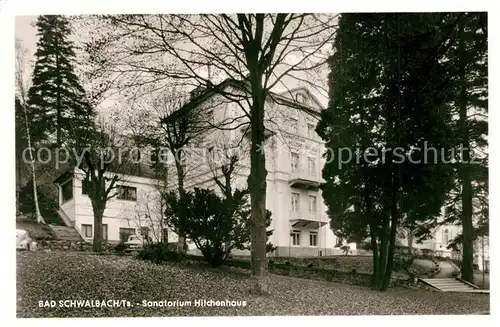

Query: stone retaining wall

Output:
[35, 239, 118, 252]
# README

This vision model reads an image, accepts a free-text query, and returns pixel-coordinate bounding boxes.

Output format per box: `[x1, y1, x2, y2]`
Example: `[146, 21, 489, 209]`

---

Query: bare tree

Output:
[68, 118, 136, 252]
[15, 38, 45, 224]
[113, 91, 219, 252]
[77, 13, 337, 294]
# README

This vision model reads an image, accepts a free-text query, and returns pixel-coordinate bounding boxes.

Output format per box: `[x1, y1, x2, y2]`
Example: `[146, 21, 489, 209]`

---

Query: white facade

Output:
[54, 85, 355, 256]
[401, 224, 462, 257]
[179, 85, 355, 256]
[55, 169, 176, 244]
[400, 224, 490, 272]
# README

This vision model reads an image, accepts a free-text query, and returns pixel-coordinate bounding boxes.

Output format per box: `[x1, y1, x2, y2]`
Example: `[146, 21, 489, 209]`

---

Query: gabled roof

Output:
[277, 87, 326, 110]
[162, 78, 324, 123]
[53, 169, 74, 184]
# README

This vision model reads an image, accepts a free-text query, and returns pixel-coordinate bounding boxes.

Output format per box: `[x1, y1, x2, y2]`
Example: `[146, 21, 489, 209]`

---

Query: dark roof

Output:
[53, 169, 74, 184]
[162, 78, 323, 124]
[53, 164, 165, 184]
[161, 78, 248, 124]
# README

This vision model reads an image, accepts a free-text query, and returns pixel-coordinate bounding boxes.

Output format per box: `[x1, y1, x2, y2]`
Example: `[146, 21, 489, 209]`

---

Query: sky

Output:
[15, 16, 37, 71]
[14, 15, 330, 113]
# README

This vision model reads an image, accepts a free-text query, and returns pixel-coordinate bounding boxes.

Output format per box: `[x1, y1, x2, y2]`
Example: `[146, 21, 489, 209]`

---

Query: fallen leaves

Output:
[16, 251, 489, 317]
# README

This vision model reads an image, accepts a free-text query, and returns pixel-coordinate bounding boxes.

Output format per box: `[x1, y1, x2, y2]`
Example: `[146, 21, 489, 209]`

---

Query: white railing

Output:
[289, 210, 321, 222]
[289, 168, 320, 182]
[57, 209, 74, 227]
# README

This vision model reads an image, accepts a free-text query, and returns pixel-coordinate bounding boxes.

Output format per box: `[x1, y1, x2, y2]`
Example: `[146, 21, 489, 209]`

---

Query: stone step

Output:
[419, 278, 482, 293]
[433, 285, 475, 290]
[428, 281, 470, 286]
[48, 225, 83, 242]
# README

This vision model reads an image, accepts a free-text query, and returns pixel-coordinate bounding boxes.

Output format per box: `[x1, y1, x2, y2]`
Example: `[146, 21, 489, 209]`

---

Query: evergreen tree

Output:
[441, 12, 488, 283]
[28, 15, 95, 146]
[317, 13, 457, 291]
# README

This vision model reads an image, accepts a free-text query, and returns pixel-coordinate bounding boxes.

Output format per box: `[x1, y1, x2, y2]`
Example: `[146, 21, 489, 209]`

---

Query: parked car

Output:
[124, 235, 146, 251]
[16, 229, 36, 251]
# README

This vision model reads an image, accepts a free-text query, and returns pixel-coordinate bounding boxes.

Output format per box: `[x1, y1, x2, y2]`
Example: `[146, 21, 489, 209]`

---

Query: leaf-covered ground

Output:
[17, 251, 489, 317]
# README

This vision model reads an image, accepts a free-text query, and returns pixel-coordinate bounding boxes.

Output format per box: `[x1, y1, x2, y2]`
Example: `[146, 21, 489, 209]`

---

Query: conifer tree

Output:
[441, 12, 488, 283]
[317, 13, 457, 290]
[28, 15, 95, 146]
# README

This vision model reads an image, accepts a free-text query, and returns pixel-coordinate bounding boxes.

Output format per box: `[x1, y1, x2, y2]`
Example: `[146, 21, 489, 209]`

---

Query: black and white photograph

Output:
[2, 0, 494, 322]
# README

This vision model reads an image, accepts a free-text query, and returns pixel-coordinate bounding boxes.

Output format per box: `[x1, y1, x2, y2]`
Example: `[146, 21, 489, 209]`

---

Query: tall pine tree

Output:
[317, 13, 457, 291]
[441, 12, 488, 283]
[28, 15, 95, 146]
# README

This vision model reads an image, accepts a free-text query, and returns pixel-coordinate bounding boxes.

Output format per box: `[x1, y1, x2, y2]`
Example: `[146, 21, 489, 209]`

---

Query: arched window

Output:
[443, 229, 449, 244]
[296, 93, 307, 104]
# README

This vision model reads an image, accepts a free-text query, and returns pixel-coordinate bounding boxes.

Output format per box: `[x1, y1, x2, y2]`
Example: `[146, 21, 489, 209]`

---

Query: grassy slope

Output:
[16, 252, 489, 317]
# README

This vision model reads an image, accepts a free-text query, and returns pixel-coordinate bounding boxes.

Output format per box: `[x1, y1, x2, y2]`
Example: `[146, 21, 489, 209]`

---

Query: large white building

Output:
[398, 224, 489, 272]
[54, 169, 172, 244]
[54, 82, 355, 256]
[53, 81, 488, 266]
[177, 82, 355, 256]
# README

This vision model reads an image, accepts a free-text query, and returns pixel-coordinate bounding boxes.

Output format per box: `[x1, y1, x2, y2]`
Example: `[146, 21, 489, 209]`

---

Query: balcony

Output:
[289, 169, 321, 189]
[289, 211, 328, 229]
[240, 126, 275, 140]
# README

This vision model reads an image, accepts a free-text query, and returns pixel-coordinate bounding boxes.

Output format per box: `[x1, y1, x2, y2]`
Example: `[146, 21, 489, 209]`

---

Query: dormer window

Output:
[296, 93, 307, 104]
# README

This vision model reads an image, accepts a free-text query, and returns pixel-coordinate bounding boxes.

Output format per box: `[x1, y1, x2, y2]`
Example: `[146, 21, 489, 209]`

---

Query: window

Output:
[309, 195, 317, 213]
[119, 228, 136, 242]
[335, 237, 343, 247]
[443, 229, 449, 244]
[310, 231, 318, 246]
[82, 224, 92, 238]
[308, 157, 316, 175]
[296, 93, 307, 104]
[291, 230, 301, 246]
[307, 123, 315, 138]
[291, 152, 299, 172]
[291, 193, 300, 212]
[61, 179, 73, 203]
[102, 224, 108, 241]
[118, 186, 137, 201]
[290, 117, 299, 134]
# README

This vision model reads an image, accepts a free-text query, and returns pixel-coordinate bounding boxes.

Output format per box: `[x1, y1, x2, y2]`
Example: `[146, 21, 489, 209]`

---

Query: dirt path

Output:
[434, 261, 459, 278]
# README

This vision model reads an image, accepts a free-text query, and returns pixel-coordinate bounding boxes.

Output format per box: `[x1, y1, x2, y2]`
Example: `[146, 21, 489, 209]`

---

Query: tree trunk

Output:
[55, 23, 62, 146]
[407, 230, 414, 254]
[370, 231, 379, 289]
[92, 206, 104, 252]
[382, 165, 400, 290]
[248, 94, 269, 295]
[16, 150, 22, 215]
[174, 158, 187, 254]
[20, 100, 45, 224]
[458, 17, 474, 284]
[382, 215, 398, 290]
[376, 217, 390, 290]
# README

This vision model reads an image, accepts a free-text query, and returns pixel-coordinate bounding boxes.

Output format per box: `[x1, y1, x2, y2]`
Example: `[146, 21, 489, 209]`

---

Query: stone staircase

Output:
[47, 225, 84, 242]
[419, 278, 489, 293]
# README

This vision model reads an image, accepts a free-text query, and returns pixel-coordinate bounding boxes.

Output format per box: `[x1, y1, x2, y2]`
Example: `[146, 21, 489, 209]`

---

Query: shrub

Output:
[392, 253, 414, 272]
[114, 242, 128, 255]
[137, 243, 183, 264]
[421, 248, 434, 257]
[165, 187, 273, 267]
[359, 242, 372, 251]
[340, 245, 351, 256]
